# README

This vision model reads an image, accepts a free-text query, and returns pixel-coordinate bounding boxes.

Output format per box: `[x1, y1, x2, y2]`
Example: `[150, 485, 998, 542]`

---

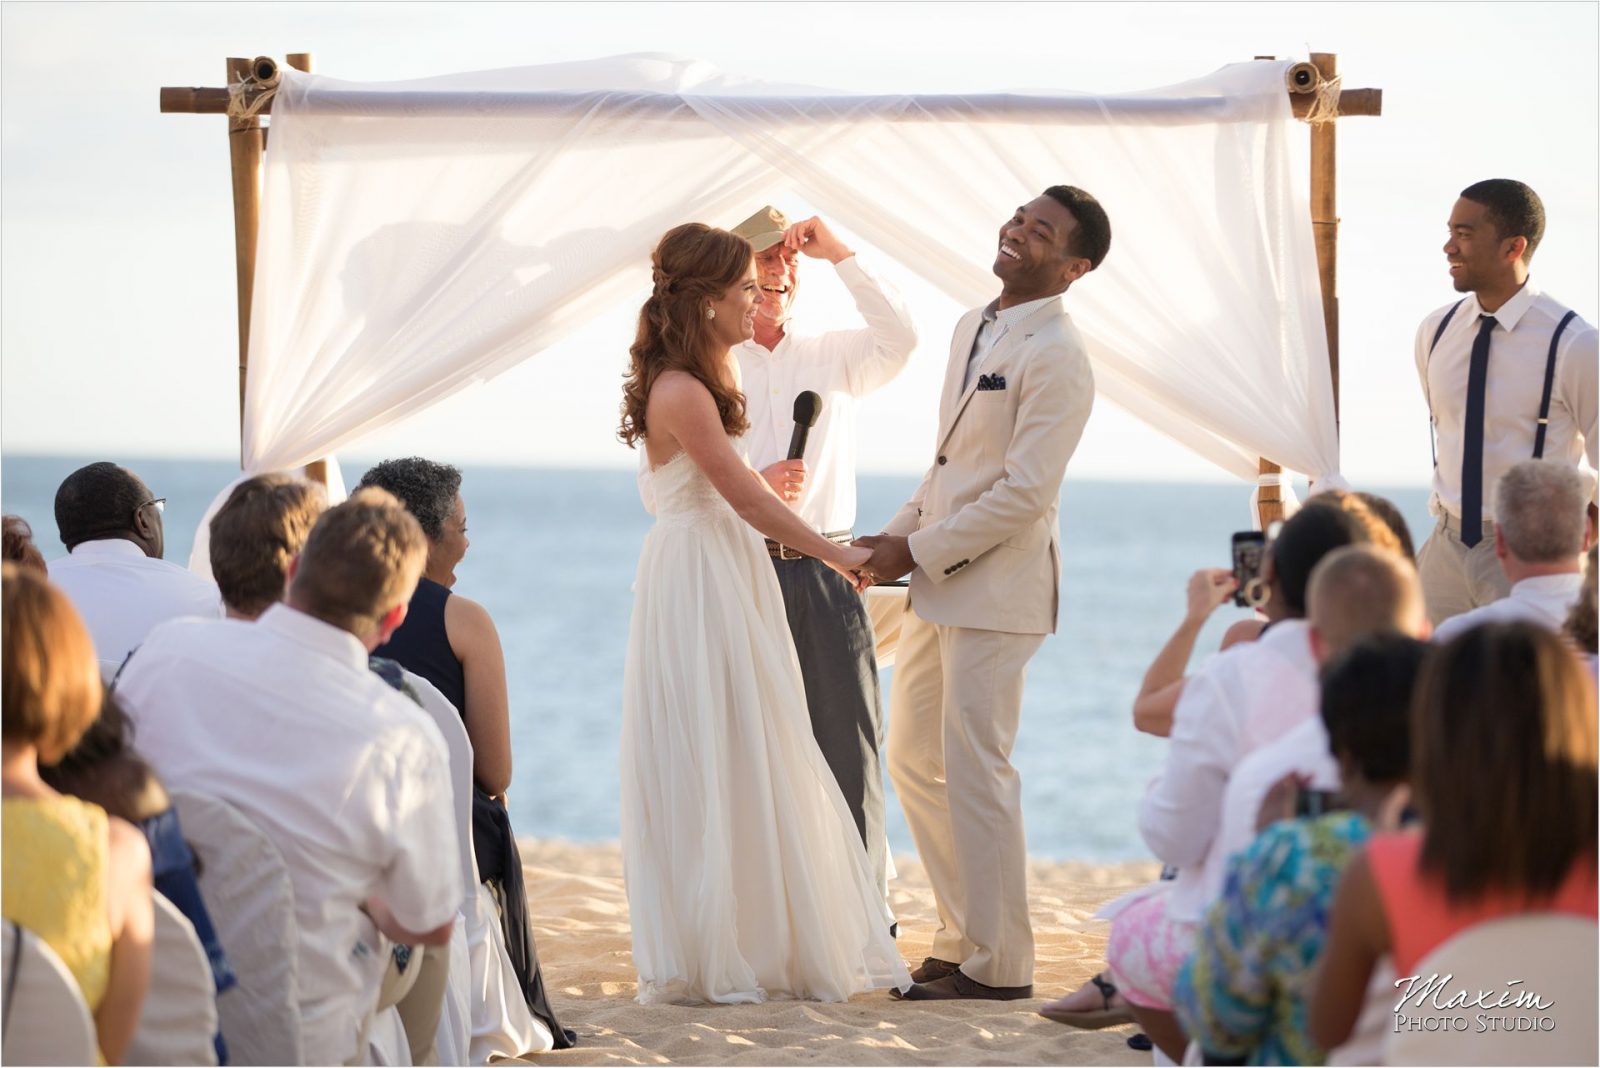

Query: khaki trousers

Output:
[886, 608, 1045, 988]
[1417, 514, 1511, 626]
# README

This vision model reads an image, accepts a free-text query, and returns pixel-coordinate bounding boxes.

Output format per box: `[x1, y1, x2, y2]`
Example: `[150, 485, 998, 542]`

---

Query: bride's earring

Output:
[706, 307, 716, 320]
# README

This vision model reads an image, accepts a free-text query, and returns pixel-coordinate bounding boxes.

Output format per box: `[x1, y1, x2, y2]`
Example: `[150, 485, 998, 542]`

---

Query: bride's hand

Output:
[829, 545, 874, 592]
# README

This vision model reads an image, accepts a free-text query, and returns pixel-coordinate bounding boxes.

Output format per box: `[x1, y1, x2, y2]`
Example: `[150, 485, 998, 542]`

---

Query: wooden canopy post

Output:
[163, 52, 327, 485]
[1255, 52, 1381, 529]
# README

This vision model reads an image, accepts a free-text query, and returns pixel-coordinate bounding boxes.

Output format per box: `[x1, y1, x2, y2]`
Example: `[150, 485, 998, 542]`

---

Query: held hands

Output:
[761, 458, 807, 502]
[784, 216, 853, 264]
[1186, 568, 1237, 624]
[830, 544, 875, 592]
[850, 534, 916, 584]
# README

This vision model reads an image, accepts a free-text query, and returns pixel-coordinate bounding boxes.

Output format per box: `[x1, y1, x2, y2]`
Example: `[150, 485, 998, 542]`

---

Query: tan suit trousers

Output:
[1416, 514, 1512, 626]
[887, 607, 1045, 988]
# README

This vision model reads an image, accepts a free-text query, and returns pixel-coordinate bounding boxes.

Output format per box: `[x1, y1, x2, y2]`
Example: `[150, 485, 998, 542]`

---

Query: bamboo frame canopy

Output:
[163, 57, 1380, 123]
[162, 53, 1379, 532]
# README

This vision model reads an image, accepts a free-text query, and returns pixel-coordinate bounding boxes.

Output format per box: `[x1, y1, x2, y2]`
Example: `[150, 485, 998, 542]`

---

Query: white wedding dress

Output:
[621, 447, 911, 1005]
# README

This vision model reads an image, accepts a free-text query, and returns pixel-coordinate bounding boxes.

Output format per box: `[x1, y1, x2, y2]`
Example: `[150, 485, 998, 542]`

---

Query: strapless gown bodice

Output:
[648, 451, 738, 526]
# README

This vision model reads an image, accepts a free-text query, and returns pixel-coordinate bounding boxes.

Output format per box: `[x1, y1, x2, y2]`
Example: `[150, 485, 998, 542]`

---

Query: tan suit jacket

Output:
[883, 297, 1093, 634]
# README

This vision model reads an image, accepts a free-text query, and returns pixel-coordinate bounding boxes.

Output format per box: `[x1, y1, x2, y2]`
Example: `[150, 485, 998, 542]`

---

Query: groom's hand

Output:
[852, 534, 915, 582]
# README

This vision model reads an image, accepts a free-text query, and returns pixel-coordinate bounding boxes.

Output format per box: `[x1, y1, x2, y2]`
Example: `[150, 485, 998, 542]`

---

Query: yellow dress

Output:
[2, 795, 113, 1013]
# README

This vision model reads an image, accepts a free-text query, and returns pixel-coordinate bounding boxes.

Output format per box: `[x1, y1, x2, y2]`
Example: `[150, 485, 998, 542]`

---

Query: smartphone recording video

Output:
[1230, 531, 1267, 608]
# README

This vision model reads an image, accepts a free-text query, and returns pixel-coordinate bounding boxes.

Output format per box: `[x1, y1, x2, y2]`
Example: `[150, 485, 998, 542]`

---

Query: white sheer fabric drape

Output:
[192, 54, 1338, 567]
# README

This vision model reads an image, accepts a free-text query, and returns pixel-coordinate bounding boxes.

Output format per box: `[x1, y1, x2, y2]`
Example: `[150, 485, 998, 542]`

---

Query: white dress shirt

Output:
[1137, 619, 1320, 922]
[1214, 716, 1341, 904]
[116, 606, 462, 1065]
[1432, 571, 1585, 643]
[1416, 281, 1599, 519]
[963, 295, 1057, 391]
[737, 255, 917, 532]
[47, 538, 221, 672]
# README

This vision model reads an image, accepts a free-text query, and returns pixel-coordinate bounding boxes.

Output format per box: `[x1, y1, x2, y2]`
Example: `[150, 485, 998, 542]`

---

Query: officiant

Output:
[730, 206, 918, 910]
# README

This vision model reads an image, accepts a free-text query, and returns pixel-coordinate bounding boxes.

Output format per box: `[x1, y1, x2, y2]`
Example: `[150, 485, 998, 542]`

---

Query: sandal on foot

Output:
[1038, 973, 1134, 1029]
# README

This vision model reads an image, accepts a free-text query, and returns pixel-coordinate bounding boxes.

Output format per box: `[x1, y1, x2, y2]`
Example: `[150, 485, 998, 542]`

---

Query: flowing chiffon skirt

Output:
[620, 450, 909, 1005]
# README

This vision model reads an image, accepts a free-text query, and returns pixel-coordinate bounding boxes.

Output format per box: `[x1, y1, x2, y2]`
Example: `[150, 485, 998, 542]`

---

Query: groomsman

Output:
[1414, 178, 1596, 625]
[858, 187, 1108, 999]
[729, 207, 918, 911]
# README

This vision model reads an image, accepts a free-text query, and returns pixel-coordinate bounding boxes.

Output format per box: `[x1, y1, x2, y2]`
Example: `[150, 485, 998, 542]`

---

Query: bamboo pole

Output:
[1254, 52, 1381, 529]
[226, 56, 266, 469]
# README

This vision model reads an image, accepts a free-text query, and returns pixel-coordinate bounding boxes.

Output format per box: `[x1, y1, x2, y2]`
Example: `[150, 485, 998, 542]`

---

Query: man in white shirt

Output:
[1415, 179, 1598, 625]
[116, 488, 462, 1065]
[47, 461, 221, 672]
[1108, 503, 1366, 1052]
[1433, 459, 1587, 643]
[1217, 544, 1429, 886]
[728, 206, 918, 905]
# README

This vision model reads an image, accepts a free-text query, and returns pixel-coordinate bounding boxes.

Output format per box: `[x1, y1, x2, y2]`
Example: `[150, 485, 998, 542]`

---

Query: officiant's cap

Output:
[732, 206, 789, 252]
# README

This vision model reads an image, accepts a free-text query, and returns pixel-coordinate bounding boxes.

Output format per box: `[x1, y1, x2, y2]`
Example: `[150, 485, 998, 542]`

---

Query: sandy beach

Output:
[517, 839, 1160, 1066]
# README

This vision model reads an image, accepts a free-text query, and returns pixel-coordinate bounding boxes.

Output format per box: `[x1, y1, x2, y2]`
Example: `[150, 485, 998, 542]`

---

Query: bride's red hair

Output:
[618, 224, 752, 448]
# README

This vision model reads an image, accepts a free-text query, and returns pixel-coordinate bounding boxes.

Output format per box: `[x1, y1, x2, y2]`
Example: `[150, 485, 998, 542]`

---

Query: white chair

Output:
[1384, 914, 1598, 1066]
[403, 669, 549, 1063]
[125, 892, 221, 1065]
[170, 788, 305, 1066]
[1, 920, 99, 1066]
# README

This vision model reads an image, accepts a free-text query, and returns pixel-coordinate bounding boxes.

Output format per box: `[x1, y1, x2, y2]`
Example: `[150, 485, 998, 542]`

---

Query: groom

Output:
[857, 186, 1109, 1000]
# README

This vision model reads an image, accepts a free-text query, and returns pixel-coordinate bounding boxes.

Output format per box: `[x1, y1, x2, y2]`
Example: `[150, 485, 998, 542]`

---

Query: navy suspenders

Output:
[1533, 310, 1580, 458]
[1425, 300, 1578, 465]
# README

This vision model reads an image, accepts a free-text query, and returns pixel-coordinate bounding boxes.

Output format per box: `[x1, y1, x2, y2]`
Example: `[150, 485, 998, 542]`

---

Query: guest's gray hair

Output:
[1494, 460, 1587, 563]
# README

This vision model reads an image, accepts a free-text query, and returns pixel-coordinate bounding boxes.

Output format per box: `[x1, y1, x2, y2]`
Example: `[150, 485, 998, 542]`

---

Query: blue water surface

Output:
[0, 455, 1431, 861]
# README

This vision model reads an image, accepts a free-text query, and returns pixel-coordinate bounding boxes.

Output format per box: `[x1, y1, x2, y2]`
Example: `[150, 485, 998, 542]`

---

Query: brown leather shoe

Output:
[897, 970, 1034, 1001]
[909, 957, 960, 984]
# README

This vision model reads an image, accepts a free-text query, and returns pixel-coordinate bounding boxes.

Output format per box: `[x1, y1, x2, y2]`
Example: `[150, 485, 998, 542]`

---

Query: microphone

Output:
[787, 391, 822, 461]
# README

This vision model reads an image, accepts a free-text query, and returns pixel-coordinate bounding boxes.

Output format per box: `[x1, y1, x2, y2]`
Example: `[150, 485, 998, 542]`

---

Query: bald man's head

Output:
[1308, 545, 1428, 663]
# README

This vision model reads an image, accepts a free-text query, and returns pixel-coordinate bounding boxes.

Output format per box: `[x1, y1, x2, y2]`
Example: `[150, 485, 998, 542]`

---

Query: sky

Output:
[2, 1, 1595, 486]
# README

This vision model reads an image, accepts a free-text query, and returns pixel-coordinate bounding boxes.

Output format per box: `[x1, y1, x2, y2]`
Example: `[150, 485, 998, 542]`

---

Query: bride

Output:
[617, 222, 911, 1005]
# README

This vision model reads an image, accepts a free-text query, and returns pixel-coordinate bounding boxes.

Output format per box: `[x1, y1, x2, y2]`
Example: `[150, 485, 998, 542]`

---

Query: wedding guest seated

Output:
[208, 473, 328, 620]
[2, 513, 48, 573]
[47, 462, 220, 670]
[358, 458, 511, 799]
[1566, 544, 1598, 677]
[41, 691, 237, 1061]
[1433, 459, 1588, 642]
[1131, 491, 1406, 739]
[1174, 634, 1427, 1065]
[1309, 621, 1599, 1051]
[1107, 503, 1370, 1058]
[2, 564, 153, 1064]
[1214, 545, 1430, 873]
[358, 457, 573, 1047]
[114, 489, 462, 1066]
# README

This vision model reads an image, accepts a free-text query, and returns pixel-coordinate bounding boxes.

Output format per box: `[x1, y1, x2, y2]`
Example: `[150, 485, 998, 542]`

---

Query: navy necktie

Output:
[1460, 314, 1497, 547]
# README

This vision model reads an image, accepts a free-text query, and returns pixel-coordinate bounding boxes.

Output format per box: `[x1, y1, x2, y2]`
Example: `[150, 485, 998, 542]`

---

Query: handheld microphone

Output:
[787, 391, 822, 461]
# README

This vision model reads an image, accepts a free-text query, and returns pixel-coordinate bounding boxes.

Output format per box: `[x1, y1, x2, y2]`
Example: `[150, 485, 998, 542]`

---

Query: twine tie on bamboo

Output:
[227, 79, 277, 122]
[1302, 73, 1343, 125]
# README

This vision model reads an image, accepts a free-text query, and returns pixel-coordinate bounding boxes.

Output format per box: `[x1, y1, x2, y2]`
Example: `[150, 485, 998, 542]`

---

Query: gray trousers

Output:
[770, 555, 888, 899]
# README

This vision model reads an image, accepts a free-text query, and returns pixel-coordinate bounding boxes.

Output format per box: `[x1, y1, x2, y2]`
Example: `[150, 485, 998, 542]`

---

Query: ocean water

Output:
[1, 454, 1432, 861]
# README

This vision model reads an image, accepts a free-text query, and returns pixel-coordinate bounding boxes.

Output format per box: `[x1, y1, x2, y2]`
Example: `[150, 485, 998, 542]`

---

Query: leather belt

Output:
[766, 530, 853, 560]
